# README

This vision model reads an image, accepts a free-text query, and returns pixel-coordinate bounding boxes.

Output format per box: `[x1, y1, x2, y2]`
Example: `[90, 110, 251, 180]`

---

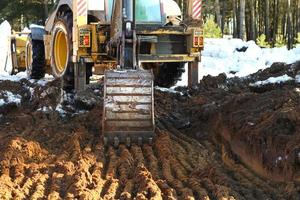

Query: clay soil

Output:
[0, 62, 300, 199]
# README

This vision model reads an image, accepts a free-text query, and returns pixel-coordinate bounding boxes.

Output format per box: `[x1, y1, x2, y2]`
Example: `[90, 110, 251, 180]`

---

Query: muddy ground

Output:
[0, 62, 300, 199]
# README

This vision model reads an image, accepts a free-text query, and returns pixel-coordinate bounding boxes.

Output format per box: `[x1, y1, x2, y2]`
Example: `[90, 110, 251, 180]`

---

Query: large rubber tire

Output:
[51, 11, 74, 92]
[153, 62, 185, 88]
[26, 37, 46, 79]
[86, 63, 93, 84]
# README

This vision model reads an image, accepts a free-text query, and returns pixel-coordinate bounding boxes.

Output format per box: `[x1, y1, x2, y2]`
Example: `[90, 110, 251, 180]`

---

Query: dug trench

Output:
[0, 62, 299, 199]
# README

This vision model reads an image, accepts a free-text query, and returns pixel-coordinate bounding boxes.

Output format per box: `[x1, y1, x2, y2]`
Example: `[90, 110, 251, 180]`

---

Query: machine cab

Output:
[88, 0, 180, 25]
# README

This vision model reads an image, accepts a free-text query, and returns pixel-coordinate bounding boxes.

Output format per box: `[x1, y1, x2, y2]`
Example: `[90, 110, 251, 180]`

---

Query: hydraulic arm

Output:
[102, 0, 155, 147]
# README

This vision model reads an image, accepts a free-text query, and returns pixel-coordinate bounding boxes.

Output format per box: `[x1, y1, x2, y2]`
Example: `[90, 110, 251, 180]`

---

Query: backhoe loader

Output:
[25, 0, 203, 146]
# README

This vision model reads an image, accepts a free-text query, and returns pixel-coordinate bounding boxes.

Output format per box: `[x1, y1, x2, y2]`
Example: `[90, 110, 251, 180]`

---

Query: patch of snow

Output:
[0, 71, 27, 82]
[247, 122, 255, 126]
[0, 91, 22, 106]
[37, 80, 49, 86]
[0, 71, 54, 86]
[275, 156, 286, 165]
[249, 74, 294, 86]
[32, 74, 55, 86]
[277, 156, 283, 161]
[6, 92, 21, 105]
[55, 104, 66, 116]
[155, 86, 183, 95]
[174, 63, 188, 87]
[0, 21, 12, 74]
[0, 99, 5, 106]
[175, 39, 300, 87]
[37, 106, 53, 112]
[295, 88, 300, 94]
[27, 86, 34, 97]
[202, 39, 300, 80]
[77, 110, 88, 114]
[295, 75, 300, 83]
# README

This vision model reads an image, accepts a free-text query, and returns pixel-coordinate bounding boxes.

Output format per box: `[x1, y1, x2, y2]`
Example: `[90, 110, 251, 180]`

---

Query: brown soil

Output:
[0, 62, 300, 199]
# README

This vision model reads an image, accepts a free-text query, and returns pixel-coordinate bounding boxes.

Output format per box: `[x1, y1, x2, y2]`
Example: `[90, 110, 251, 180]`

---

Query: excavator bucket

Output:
[102, 70, 155, 147]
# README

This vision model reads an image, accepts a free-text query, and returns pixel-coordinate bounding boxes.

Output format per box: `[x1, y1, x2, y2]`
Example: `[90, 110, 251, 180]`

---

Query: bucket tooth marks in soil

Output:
[0, 62, 300, 199]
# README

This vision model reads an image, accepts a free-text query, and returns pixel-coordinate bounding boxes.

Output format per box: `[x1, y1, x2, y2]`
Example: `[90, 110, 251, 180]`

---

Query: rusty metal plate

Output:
[102, 70, 155, 145]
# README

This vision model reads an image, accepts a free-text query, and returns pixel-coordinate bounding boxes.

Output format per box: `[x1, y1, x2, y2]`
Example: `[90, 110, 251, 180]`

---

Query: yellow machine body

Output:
[23, 0, 204, 146]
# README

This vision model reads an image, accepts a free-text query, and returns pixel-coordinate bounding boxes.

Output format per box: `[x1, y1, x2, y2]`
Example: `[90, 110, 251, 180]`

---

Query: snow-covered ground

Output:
[202, 39, 300, 77]
[249, 74, 294, 87]
[0, 71, 27, 82]
[176, 38, 300, 87]
[1, 21, 300, 92]
[0, 71, 54, 83]
[0, 91, 22, 106]
[0, 20, 13, 75]
[155, 86, 184, 95]
[0, 71, 54, 107]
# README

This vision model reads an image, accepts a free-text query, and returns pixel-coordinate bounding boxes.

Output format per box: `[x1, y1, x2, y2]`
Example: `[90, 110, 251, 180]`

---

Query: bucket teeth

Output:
[102, 70, 155, 146]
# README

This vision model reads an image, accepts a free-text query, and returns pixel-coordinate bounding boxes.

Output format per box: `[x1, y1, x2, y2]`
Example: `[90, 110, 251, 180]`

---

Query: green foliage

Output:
[275, 35, 285, 47]
[256, 34, 296, 48]
[223, 26, 230, 35]
[0, 0, 54, 31]
[296, 33, 300, 44]
[256, 34, 271, 48]
[204, 17, 222, 38]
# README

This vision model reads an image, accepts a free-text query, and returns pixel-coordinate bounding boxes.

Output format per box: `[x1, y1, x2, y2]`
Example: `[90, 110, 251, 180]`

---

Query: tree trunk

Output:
[258, 0, 263, 36]
[293, 0, 299, 40]
[265, 0, 270, 41]
[233, 0, 237, 37]
[221, 0, 227, 34]
[282, 4, 287, 38]
[272, 0, 279, 47]
[215, 0, 222, 29]
[236, 0, 240, 37]
[239, 0, 245, 39]
[296, 0, 300, 33]
[250, 0, 256, 40]
[245, 1, 250, 40]
[287, 0, 293, 49]
[254, 0, 258, 39]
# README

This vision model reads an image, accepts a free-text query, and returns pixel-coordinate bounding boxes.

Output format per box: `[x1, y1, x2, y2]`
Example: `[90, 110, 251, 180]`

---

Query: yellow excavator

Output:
[25, 0, 203, 146]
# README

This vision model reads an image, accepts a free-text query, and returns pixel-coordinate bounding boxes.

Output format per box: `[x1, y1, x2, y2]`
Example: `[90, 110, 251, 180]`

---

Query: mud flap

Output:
[103, 70, 155, 147]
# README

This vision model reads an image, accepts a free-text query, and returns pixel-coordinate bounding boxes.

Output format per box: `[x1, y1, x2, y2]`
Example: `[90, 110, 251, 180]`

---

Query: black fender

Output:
[45, 0, 73, 32]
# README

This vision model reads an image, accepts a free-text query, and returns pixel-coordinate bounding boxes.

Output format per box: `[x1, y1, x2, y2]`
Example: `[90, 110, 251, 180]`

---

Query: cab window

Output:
[106, 0, 162, 23]
[136, 0, 162, 23]
[106, 0, 114, 21]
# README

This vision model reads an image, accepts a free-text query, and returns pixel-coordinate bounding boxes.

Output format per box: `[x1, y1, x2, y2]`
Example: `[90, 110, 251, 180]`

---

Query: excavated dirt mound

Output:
[0, 62, 300, 199]
[174, 62, 300, 183]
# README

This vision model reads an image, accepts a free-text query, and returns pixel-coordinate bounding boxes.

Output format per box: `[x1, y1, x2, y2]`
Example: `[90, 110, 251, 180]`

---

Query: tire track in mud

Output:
[0, 113, 298, 199]
[116, 145, 134, 199]
[1, 61, 300, 199]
